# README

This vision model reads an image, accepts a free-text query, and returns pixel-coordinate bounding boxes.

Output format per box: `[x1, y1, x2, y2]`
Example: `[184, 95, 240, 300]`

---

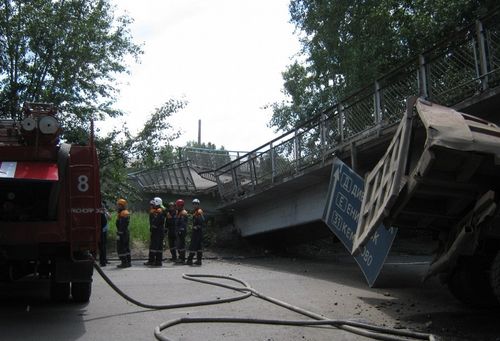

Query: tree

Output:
[184, 141, 224, 150]
[269, 0, 496, 131]
[95, 127, 134, 203]
[0, 0, 142, 140]
[96, 98, 187, 201]
[129, 98, 186, 169]
[183, 141, 231, 170]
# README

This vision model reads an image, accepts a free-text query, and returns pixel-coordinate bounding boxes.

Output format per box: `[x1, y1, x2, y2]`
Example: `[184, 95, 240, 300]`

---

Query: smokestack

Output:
[198, 119, 201, 145]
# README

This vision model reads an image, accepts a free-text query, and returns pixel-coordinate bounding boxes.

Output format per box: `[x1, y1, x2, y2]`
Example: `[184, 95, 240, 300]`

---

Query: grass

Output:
[107, 210, 150, 244]
[106, 210, 217, 247]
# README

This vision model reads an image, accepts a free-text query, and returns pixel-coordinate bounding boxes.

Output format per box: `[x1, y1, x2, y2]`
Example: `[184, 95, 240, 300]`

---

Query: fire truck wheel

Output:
[71, 282, 92, 303]
[50, 281, 70, 302]
[490, 250, 500, 304]
[447, 255, 499, 307]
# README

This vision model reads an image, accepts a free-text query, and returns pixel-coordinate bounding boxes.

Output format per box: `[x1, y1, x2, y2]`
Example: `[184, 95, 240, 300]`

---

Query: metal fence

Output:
[129, 148, 249, 193]
[213, 12, 500, 202]
[181, 147, 246, 172]
[129, 160, 196, 194]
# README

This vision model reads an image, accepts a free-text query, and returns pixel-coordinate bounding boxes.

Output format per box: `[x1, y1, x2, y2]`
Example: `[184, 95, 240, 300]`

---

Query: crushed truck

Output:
[352, 97, 500, 307]
[0, 103, 101, 302]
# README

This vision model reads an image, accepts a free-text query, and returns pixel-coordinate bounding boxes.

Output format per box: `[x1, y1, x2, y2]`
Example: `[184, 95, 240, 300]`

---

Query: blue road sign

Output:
[323, 158, 397, 287]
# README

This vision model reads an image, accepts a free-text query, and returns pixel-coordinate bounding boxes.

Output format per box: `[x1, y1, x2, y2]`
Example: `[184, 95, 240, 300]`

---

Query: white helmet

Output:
[153, 197, 163, 206]
[192, 198, 200, 205]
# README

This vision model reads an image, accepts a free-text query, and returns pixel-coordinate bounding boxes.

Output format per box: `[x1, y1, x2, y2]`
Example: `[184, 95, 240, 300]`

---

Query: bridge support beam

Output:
[233, 180, 329, 237]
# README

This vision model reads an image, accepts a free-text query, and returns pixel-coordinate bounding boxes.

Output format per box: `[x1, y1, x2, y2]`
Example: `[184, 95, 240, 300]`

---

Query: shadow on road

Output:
[0, 279, 87, 340]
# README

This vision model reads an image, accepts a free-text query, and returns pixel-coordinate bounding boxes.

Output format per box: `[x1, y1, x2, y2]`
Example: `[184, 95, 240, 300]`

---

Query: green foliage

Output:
[266, 61, 335, 131]
[95, 127, 135, 203]
[183, 141, 232, 169]
[130, 99, 186, 169]
[0, 0, 142, 140]
[107, 210, 216, 248]
[0, 1, 189, 207]
[107, 211, 150, 244]
[185, 140, 224, 151]
[269, 0, 497, 131]
[97, 98, 187, 201]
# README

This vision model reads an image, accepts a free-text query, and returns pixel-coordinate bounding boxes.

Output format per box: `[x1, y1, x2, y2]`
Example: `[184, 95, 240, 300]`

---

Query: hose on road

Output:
[94, 263, 437, 341]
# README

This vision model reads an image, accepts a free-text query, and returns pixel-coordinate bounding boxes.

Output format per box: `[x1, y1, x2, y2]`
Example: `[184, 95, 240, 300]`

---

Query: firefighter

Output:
[165, 201, 178, 262]
[187, 198, 205, 266]
[174, 198, 188, 264]
[144, 197, 166, 266]
[116, 198, 132, 268]
[99, 202, 111, 267]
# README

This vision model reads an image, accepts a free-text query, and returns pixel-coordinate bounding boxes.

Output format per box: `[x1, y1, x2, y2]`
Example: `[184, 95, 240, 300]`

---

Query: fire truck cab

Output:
[0, 103, 100, 302]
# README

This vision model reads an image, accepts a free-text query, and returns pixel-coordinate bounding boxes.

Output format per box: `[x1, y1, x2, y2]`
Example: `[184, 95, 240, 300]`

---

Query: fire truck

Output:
[0, 103, 101, 302]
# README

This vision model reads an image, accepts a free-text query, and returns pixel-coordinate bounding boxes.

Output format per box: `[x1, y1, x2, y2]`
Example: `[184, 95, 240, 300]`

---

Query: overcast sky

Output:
[105, 0, 301, 152]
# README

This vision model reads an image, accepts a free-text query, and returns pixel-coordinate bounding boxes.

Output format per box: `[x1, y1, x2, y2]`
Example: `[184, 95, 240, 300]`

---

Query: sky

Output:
[105, 0, 301, 152]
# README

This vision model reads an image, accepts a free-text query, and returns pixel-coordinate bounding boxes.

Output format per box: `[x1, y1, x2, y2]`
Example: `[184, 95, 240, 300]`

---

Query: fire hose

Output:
[93, 262, 437, 341]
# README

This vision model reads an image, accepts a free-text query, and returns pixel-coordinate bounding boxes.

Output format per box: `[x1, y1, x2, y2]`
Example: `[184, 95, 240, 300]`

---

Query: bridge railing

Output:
[181, 147, 247, 171]
[129, 160, 197, 194]
[214, 11, 500, 202]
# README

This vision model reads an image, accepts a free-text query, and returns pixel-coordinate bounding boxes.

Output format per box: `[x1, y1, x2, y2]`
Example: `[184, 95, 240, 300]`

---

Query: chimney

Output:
[198, 119, 201, 145]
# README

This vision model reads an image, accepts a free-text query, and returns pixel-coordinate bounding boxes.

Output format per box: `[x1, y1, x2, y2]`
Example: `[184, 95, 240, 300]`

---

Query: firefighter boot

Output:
[144, 252, 154, 266]
[170, 249, 177, 262]
[186, 252, 194, 266]
[195, 251, 202, 266]
[175, 251, 185, 265]
[117, 257, 129, 268]
[154, 252, 163, 266]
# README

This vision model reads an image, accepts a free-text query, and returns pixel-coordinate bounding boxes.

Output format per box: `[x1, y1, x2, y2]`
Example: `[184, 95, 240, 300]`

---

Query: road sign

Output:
[323, 158, 397, 287]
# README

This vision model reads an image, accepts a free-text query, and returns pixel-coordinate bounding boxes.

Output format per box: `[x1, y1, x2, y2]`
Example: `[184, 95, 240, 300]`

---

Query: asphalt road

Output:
[0, 252, 499, 341]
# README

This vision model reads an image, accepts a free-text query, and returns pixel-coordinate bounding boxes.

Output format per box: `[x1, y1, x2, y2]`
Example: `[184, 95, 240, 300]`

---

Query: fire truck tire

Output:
[447, 255, 499, 307]
[71, 282, 92, 302]
[50, 281, 70, 302]
[490, 250, 500, 304]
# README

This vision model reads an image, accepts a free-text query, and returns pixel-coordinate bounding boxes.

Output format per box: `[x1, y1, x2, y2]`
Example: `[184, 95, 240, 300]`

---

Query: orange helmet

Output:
[175, 199, 184, 208]
[117, 198, 127, 207]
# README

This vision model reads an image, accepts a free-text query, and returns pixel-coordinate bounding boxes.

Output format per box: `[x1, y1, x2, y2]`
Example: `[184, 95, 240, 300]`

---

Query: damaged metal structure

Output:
[353, 97, 500, 306]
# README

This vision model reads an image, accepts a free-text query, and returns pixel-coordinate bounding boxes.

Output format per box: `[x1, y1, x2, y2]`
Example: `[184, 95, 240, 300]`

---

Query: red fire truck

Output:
[0, 103, 101, 302]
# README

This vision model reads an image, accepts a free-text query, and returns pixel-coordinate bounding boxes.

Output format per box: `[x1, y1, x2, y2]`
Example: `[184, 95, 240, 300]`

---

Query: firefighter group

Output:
[113, 197, 205, 268]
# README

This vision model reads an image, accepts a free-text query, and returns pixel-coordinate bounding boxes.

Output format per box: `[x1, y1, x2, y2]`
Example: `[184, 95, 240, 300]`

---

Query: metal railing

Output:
[213, 11, 500, 202]
[128, 148, 249, 193]
[180, 147, 247, 172]
[129, 160, 197, 194]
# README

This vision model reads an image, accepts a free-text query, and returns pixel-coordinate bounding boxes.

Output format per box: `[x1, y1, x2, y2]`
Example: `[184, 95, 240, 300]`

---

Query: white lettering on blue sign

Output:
[333, 212, 355, 242]
[351, 184, 364, 201]
[361, 247, 373, 266]
[340, 173, 352, 192]
[324, 159, 398, 287]
[335, 192, 348, 212]
[346, 203, 359, 221]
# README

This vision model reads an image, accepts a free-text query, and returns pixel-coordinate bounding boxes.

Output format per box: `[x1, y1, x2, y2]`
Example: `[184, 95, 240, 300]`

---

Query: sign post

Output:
[323, 158, 397, 287]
